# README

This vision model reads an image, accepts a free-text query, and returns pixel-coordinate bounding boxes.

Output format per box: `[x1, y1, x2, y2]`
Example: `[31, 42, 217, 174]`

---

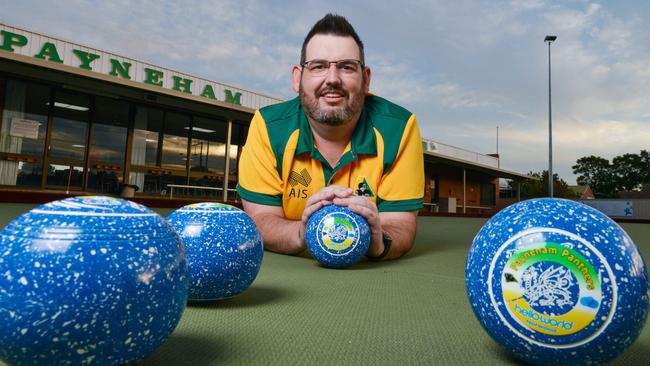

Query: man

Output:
[237, 14, 424, 260]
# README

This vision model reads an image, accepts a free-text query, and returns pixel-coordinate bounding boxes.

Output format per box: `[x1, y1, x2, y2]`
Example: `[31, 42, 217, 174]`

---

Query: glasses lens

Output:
[306, 60, 328, 75]
[304, 60, 361, 76]
[337, 60, 360, 73]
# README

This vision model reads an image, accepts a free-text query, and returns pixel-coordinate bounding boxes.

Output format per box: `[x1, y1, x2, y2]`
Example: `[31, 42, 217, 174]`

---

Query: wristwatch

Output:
[366, 232, 392, 261]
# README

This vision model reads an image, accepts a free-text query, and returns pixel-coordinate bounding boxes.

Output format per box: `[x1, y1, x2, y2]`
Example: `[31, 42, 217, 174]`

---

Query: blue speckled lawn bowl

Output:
[306, 205, 371, 269]
[166, 203, 263, 302]
[466, 198, 649, 366]
[0, 196, 189, 366]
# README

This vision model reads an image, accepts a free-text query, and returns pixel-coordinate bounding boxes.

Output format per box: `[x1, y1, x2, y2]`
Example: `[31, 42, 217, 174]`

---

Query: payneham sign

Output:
[0, 23, 282, 110]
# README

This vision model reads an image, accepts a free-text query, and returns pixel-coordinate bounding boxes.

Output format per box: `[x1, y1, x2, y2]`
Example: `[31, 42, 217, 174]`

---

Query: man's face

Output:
[292, 34, 371, 127]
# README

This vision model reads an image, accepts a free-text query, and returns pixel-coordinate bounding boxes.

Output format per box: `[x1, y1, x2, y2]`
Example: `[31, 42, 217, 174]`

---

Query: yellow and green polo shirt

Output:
[237, 95, 424, 221]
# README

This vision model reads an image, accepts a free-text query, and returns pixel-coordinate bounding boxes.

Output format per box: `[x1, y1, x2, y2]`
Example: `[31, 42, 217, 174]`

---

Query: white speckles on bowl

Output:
[166, 202, 263, 302]
[465, 198, 649, 365]
[0, 196, 189, 366]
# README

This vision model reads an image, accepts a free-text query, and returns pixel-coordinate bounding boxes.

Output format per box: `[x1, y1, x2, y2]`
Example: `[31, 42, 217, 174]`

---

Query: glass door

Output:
[43, 90, 90, 191]
[86, 97, 129, 194]
[187, 116, 228, 199]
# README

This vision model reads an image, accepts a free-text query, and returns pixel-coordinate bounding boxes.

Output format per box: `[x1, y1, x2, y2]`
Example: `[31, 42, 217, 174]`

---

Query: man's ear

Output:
[292, 65, 302, 93]
[363, 66, 372, 93]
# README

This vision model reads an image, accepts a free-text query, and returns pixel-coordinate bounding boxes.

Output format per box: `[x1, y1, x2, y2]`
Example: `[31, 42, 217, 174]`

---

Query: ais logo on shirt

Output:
[288, 168, 311, 199]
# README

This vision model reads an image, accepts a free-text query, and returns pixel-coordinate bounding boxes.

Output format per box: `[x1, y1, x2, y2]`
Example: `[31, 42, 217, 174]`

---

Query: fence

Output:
[578, 199, 650, 220]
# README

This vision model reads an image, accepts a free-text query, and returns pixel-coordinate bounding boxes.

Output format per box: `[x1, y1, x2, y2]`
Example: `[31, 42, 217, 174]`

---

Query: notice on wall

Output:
[581, 200, 633, 217]
[10, 118, 40, 139]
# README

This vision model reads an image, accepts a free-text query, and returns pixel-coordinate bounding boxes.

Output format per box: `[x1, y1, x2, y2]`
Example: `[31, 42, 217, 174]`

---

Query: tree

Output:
[514, 170, 577, 199]
[572, 156, 616, 198]
[639, 149, 650, 184]
[573, 150, 650, 197]
[612, 153, 646, 191]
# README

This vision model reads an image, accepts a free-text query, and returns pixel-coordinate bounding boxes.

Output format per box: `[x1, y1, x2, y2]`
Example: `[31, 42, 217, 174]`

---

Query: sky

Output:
[3, 0, 650, 184]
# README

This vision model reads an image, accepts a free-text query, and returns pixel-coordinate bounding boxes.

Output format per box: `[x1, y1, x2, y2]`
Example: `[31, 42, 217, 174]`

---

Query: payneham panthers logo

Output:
[488, 227, 616, 349]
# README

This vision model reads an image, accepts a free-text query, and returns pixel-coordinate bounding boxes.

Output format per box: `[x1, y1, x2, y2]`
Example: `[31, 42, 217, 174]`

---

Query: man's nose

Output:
[324, 63, 342, 83]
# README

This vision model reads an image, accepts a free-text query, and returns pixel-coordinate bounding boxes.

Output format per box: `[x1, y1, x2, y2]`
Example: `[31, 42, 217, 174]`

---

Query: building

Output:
[619, 184, 650, 199]
[0, 22, 283, 204]
[0, 23, 532, 213]
[421, 139, 532, 214]
[568, 185, 595, 199]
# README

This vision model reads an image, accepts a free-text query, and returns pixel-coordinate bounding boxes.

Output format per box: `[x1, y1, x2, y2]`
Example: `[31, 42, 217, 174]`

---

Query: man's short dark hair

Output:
[300, 14, 365, 65]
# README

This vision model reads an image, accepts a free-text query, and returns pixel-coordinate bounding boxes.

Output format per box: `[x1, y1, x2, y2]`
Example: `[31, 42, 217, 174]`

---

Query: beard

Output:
[299, 82, 365, 126]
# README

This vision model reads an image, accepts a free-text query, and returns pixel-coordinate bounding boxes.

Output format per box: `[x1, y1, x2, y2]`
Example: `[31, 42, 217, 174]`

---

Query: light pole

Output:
[545, 35, 557, 197]
[496, 125, 499, 156]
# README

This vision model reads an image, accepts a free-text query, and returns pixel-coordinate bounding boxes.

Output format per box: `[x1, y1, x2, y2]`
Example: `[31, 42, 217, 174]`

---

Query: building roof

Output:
[568, 185, 590, 194]
[423, 150, 535, 181]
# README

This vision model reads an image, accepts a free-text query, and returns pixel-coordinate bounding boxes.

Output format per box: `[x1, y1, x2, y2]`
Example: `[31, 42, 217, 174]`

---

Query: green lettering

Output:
[144, 68, 164, 87]
[200, 84, 217, 99]
[224, 89, 242, 105]
[172, 76, 192, 94]
[109, 59, 132, 79]
[34, 42, 63, 63]
[0, 30, 28, 52]
[72, 50, 100, 70]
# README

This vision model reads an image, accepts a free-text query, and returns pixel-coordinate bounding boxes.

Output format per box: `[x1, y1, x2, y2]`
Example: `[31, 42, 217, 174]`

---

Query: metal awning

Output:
[423, 150, 536, 181]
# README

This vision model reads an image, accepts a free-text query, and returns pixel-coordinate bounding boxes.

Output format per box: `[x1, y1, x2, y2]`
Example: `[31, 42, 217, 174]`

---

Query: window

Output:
[132, 106, 163, 167]
[46, 164, 84, 189]
[87, 97, 130, 193]
[0, 79, 50, 187]
[45, 90, 90, 190]
[189, 116, 227, 175]
[130, 106, 164, 193]
[49, 90, 90, 160]
[229, 123, 248, 176]
[130, 109, 192, 195]
[161, 112, 190, 170]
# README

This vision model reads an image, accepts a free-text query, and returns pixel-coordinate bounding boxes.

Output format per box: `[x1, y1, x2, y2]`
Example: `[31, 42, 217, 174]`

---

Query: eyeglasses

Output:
[301, 59, 364, 76]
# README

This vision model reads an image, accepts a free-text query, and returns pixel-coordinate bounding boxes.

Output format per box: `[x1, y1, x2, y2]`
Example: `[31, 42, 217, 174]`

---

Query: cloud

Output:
[429, 83, 509, 109]
[555, 118, 650, 153]
[2, 0, 648, 185]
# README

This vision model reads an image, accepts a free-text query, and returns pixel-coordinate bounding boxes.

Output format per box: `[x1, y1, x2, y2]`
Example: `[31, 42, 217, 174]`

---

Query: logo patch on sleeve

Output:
[355, 176, 375, 198]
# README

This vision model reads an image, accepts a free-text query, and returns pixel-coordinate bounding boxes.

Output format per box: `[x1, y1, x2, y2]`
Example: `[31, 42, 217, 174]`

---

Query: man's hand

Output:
[242, 184, 417, 259]
[333, 195, 418, 260]
[332, 194, 383, 256]
[242, 186, 355, 255]
[299, 186, 355, 247]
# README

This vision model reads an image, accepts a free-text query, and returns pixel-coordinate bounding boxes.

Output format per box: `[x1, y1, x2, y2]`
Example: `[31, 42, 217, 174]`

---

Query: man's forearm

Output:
[381, 220, 417, 259]
[249, 213, 305, 254]
[368, 211, 417, 260]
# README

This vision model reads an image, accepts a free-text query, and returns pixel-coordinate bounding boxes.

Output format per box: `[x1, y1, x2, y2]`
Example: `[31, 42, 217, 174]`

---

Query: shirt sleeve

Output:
[236, 111, 283, 206]
[377, 114, 424, 211]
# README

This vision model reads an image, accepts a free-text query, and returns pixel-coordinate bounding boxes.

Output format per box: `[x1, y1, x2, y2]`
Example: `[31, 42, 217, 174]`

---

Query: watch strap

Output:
[366, 232, 392, 261]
